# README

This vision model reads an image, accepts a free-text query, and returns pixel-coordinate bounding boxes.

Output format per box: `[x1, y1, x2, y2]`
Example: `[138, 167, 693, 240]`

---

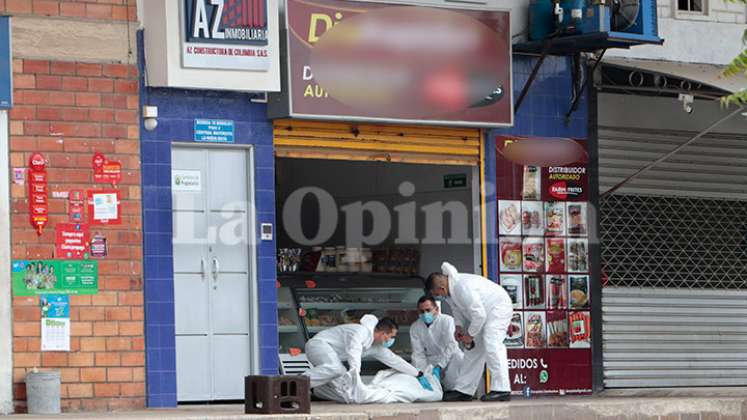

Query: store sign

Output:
[272, 0, 512, 127]
[443, 174, 467, 189]
[68, 189, 85, 223]
[28, 153, 48, 235]
[496, 135, 592, 396]
[183, 0, 271, 71]
[92, 152, 122, 186]
[194, 119, 234, 143]
[55, 223, 89, 259]
[12, 259, 99, 296]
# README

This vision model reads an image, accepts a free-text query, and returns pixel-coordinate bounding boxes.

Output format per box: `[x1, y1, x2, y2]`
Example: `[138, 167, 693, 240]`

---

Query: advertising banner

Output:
[183, 0, 271, 71]
[55, 223, 90, 259]
[278, 0, 512, 127]
[496, 135, 592, 395]
[12, 260, 99, 296]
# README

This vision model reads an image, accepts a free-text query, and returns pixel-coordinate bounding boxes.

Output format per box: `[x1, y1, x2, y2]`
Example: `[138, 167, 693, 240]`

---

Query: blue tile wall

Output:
[487, 55, 589, 281]
[139, 33, 277, 409]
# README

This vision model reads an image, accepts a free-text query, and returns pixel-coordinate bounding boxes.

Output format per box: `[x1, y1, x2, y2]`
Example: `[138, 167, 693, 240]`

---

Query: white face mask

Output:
[383, 338, 395, 348]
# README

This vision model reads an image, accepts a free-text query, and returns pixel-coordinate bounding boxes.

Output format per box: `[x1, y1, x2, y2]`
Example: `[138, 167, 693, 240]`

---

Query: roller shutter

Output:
[273, 119, 481, 166]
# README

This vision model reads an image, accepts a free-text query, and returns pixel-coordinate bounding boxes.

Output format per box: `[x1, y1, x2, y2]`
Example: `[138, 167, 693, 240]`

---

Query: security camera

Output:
[678, 94, 694, 114]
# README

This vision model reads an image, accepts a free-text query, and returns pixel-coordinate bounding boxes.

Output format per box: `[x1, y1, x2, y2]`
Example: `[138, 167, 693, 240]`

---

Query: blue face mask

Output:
[420, 312, 435, 325]
[383, 338, 395, 348]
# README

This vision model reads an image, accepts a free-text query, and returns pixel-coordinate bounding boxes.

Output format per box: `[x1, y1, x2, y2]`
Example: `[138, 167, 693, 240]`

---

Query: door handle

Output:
[200, 258, 206, 280]
[211, 258, 220, 288]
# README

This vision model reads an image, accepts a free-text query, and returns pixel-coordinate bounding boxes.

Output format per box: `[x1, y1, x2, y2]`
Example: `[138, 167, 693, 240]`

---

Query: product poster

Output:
[12, 260, 99, 296]
[496, 135, 592, 395]
[41, 318, 70, 351]
[55, 223, 89, 259]
[40, 294, 70, 352]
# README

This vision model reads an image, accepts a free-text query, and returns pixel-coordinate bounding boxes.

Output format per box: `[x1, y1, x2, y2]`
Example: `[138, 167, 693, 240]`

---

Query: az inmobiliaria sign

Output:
[183, 0, 271, 71]
[273, 0, 513, 127]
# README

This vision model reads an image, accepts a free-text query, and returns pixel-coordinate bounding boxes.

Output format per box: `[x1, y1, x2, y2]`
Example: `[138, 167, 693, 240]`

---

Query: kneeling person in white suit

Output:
[426, 262, 513, 402]
[303, 314, 433, 401]
[410, 295, 463, 392]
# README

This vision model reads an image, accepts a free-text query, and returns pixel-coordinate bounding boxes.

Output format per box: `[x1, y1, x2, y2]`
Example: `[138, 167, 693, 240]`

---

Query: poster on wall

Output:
[40, 295, 70, 352]
[87, 189, 121, 225]
[55, 223, 90, 259]
[11, 260, 99, 296]
[274, 0, 512, 127]
[182, 0, 272, 71]
[496, 135, 592, 396]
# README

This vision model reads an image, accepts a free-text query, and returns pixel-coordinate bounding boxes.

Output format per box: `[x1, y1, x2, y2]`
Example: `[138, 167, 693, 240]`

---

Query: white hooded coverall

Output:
[303, 314, 419, 389]
[409, 313, 463, 391]
[441, 262, 513, 395]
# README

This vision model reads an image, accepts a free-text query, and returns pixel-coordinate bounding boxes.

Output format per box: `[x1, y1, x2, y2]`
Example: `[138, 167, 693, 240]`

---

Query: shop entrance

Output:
[171, 146, 258, 401]
[274, 157, 481, 369]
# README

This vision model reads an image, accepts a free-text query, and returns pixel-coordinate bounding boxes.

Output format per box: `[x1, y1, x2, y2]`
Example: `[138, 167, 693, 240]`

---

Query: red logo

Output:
[549, 182, 568, 200]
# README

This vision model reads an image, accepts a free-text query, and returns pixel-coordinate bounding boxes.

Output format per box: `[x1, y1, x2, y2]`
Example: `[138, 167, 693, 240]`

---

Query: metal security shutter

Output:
[603, 287, 747, 388]
[599, 126, 747, 199]
[273, 119, 481, 166]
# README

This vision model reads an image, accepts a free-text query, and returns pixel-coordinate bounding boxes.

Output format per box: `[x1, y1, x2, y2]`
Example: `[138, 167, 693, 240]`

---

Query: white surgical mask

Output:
[383, 338, 395, 348]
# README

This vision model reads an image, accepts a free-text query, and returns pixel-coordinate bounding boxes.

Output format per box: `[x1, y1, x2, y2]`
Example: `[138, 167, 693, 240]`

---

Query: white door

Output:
[172, 146, 257, 401]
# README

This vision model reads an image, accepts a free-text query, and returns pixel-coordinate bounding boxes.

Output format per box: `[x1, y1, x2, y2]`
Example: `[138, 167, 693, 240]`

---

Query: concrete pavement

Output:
[6, 392, 747, 420]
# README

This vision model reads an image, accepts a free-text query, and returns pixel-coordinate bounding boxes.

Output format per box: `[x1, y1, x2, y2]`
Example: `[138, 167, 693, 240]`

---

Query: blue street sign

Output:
[194, 119, 235, 143]
[0, 16, 12, 109]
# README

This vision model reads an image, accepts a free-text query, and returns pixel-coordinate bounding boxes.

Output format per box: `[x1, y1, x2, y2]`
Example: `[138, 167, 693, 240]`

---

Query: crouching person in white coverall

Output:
[303, 314, 433, 402]
[426, 262, 513, 402]
[410, 295, 463, 392]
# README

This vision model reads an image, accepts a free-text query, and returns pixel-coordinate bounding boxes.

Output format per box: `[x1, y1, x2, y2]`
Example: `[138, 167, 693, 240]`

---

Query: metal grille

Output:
[600, 194, 747, 289]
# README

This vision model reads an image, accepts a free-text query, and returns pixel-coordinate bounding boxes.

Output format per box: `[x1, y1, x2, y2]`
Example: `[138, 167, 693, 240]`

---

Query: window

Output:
[678, 0, 706, 13]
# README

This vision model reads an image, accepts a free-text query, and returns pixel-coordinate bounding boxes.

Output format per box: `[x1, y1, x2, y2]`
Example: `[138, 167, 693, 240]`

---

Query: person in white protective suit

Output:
[409, 295, 463, 392]
[426, 262, 513, 402]
[303, 314, 433, 403]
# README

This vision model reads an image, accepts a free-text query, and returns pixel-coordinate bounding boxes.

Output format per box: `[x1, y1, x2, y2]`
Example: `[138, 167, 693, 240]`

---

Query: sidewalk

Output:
[7, 390, 747, 420]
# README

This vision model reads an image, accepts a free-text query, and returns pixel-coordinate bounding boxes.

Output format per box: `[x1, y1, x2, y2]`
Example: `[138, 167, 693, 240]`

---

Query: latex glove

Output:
[417, 373, 433, 391]
[432, 366, 442, 382]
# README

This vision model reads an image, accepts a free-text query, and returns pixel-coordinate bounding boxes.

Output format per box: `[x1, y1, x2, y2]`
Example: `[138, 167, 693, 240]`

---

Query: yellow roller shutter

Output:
[273, 119, 481, 166]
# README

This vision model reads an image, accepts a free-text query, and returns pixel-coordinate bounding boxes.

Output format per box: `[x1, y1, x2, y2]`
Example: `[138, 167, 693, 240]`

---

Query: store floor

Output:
[10, 391, 747, 419]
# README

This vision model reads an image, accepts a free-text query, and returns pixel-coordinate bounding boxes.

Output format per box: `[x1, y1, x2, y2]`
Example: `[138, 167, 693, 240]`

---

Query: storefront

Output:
[140, 0, 281, 406]
[268, 0, 510, 373]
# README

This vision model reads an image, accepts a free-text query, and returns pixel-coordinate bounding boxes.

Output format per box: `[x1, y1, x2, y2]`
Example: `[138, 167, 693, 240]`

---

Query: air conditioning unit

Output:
[525, 0, 661, 51]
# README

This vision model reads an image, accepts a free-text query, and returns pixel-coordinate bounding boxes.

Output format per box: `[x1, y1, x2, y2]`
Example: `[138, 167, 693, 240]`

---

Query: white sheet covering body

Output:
[314, 366, 443, 404]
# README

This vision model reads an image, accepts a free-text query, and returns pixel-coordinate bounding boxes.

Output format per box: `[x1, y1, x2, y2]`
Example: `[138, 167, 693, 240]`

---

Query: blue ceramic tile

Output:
[156, 142, 171, 165]
[255, 145, 274, 166]
[161, 374, 177, 394]
[161, 394, 178, 407]
[142, 164, 157, 187]
[145, 325, 160, 348]
[255, 167, 274, 190]
[259, 302, 278, 325]
[146, 374, 161, 396]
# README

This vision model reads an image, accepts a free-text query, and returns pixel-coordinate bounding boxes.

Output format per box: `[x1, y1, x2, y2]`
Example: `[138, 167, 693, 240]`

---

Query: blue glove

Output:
[417, 373, 433, 391]
[432, 366, 442, 382]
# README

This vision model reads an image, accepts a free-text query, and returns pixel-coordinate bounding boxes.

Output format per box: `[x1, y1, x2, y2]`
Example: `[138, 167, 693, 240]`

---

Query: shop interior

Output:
[274, 158, 478, 371]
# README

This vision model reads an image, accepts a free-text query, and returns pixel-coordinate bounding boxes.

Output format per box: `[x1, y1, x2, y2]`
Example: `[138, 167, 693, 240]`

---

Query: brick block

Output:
[81, 367, 107, 382]
[115, 80, 138, 94]
[80, 398, 109, 412]
[105, 307, 131, 321]
[79, 307, 106, 321]
[14, 322, 40, 337]
[94, 383, 121, 398]
[48, 92, 76, 106]
[112, 5, 128, 21]
[86, 4, 112, 20]
[13, 306, 40, 322]
[60, 367, 80, 383]
[76, 92, 102, 107]
[93, 321, 118, 336]
[36, 75, 62, 90]
[23, 59, 48, 74]
[95, 352, 121, 367]
[89, 78, 114, 93]
[32, 0, 58, 16]
[106, 337, 132, 351]
[91, 292, 118, 306]
[108, 397, 145, 411]
[80, 337, 107, 352]
[62, 76, 89, 92]
[76, 63, 102, 77]
[68, 352, 94, 367]
[121, 352, 145, 367]
[50, 62, 76, 75]
[103, 64, 130, 78]
[65, 383, 93, 398]
[41, 352, 68, 367]
[14, 352, 40, 368]
[107, 367, 133, 382]
[120, 382, 145, 397]
[60, 3, 86, 18]
[89, 109, 115, 122]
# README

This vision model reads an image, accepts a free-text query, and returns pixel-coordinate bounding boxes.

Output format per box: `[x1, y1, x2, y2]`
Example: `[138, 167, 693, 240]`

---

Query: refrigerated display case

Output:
[277, 272, 425, 373]
[278, 286, 306, 354]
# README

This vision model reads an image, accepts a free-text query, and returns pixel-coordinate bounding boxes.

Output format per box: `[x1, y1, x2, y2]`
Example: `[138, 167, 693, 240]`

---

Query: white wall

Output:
[608, 0, 746, 65]
[276, 159, 478, 276]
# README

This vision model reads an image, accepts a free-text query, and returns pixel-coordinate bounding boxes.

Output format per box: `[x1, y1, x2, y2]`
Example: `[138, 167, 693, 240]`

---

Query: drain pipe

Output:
[601, 105, 746, 198]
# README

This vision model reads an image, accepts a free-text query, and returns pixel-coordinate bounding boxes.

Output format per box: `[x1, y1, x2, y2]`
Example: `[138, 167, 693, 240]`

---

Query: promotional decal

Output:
[87, 189, 121, 225]
[12, 259, 99, 296]
[28, 153, 48, 235]
[92, 152, 122, 186]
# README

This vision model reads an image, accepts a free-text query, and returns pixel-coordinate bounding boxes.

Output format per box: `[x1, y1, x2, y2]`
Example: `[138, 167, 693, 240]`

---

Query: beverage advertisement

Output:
[12, 259, 99, 296]
[496, 135, 592, 395]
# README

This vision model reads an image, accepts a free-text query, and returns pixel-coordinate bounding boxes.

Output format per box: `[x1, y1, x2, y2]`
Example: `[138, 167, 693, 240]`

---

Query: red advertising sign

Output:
[28, 153, 48, 235]
[55, 223, 90, 259]
[496, 136, 592, 396]
[68, 189, 85, 223]
[92, 152, 122, 186]
[273, 0, 512, 127]
[87, 189, 121, 225]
